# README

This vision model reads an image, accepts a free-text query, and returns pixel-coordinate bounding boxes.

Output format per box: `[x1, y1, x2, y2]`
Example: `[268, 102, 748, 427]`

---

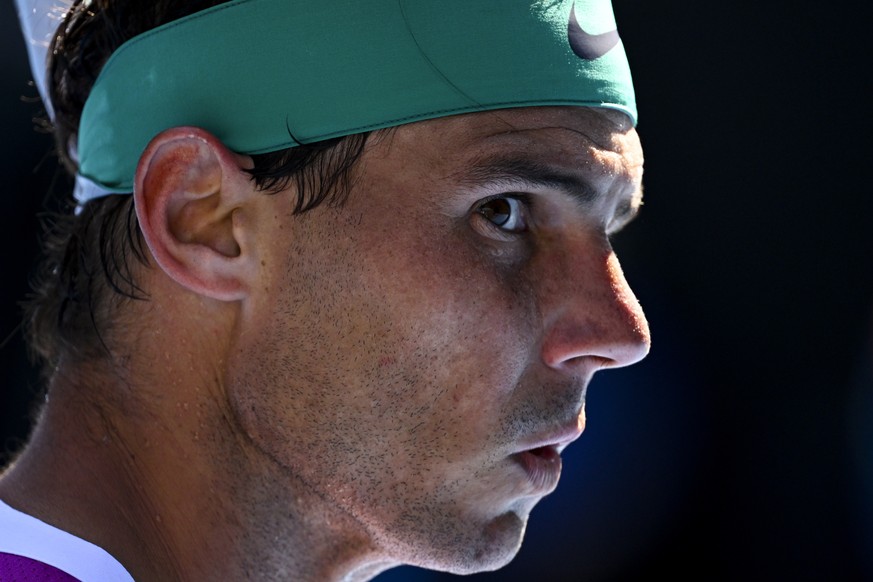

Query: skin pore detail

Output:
[224, 106, 648, 576]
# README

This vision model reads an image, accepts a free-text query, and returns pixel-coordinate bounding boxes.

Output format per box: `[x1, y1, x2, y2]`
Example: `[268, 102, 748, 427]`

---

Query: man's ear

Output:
[134, 127, 259, 301]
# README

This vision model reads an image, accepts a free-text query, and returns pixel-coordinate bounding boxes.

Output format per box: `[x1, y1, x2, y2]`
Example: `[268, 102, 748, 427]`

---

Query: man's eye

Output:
[476, 196, 528, 233]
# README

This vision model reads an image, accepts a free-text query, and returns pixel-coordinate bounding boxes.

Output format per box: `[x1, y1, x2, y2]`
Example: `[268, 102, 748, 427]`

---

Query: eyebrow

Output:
[458, 155, 640, 226]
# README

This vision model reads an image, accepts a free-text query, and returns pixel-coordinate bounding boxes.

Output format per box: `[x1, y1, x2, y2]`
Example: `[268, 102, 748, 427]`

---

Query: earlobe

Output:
[134, 127, 258, 301]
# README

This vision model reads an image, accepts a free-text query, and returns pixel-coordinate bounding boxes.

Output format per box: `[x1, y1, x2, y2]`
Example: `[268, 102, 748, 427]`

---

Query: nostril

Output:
[541, 317, 650, 371]
[539, 250, 650, 371]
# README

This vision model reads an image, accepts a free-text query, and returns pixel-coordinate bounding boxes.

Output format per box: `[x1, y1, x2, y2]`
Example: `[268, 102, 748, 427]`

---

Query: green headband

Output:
[76, 0, 636, 201]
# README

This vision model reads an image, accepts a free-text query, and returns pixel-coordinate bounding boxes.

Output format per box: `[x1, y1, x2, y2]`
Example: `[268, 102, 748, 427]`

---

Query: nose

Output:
[539, 238, 651, 371]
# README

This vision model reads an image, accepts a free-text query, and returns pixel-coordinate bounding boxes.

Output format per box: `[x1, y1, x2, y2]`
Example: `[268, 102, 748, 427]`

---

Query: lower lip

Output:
[512, 446, 562, 493]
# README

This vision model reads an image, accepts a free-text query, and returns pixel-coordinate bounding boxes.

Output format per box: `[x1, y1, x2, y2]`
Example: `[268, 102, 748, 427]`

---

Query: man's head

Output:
[17, 0, 649, 576]
[28, 0, 638, 369]
[216, 105, 649, 572]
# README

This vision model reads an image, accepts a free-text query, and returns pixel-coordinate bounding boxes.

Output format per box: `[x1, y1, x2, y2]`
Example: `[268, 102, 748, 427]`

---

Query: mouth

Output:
[509, 423, 583, 493]
[511, 445, 562, 493]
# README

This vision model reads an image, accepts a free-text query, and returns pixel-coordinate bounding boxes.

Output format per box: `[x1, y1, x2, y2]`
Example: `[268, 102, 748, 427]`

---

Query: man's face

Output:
[230, 106, 650, 573]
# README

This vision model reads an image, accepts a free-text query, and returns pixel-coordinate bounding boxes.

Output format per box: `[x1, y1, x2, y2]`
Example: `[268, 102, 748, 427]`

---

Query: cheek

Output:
[356, 224, 538, 434]
[226, 211, 539, 508]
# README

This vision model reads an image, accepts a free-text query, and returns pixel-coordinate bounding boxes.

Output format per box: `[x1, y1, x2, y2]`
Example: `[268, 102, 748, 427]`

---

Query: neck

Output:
[0, 354, 396, 581]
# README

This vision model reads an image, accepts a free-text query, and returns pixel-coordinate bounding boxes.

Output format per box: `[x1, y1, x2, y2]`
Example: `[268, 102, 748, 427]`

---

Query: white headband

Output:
[14, 0, 74, 122]
[14, 0, 100, 205]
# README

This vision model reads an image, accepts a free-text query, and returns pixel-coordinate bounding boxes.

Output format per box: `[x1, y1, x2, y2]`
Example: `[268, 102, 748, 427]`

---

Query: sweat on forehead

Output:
[74, 0, 637, 202]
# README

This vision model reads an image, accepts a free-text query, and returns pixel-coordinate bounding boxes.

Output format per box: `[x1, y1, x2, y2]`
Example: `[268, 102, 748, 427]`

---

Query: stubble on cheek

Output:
[339, 254, 549, 569]
[229, 183, 548, 570]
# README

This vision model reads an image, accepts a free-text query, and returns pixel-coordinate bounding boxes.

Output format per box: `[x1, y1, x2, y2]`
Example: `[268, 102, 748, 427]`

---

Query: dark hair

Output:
[25, 0, 370, 375]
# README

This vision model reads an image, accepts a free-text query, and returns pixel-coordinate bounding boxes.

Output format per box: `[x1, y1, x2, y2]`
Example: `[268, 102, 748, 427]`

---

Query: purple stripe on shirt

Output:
[0, 552, 81, 581]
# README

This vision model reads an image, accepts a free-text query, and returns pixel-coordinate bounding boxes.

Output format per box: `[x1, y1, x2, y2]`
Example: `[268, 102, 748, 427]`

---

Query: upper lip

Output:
[515, 423, 583, 455]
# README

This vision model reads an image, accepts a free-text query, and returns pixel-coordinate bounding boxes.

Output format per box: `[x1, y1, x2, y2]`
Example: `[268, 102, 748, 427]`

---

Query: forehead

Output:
[416, 106, 636, 146]
[367, 106, 644, 212]
[378, 106, 641, 178]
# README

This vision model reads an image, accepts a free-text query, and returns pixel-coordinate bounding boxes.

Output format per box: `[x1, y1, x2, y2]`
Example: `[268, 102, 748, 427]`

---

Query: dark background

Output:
[2, 1, 871, 580]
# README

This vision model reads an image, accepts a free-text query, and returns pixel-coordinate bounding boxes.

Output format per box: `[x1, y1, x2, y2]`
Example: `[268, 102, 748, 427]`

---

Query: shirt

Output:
[0, 500, 134, 581]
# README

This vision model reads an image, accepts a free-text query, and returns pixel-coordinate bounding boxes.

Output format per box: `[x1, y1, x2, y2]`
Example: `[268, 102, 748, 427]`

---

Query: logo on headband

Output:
[567, 2, 620, 60]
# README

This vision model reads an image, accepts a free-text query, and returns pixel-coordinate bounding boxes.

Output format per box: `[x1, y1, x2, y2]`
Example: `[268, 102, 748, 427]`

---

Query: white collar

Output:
[0, 500, 134, 582]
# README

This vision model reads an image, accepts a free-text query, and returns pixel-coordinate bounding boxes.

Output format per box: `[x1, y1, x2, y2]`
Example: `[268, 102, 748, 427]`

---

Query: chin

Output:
[406, 511, 529, 575]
